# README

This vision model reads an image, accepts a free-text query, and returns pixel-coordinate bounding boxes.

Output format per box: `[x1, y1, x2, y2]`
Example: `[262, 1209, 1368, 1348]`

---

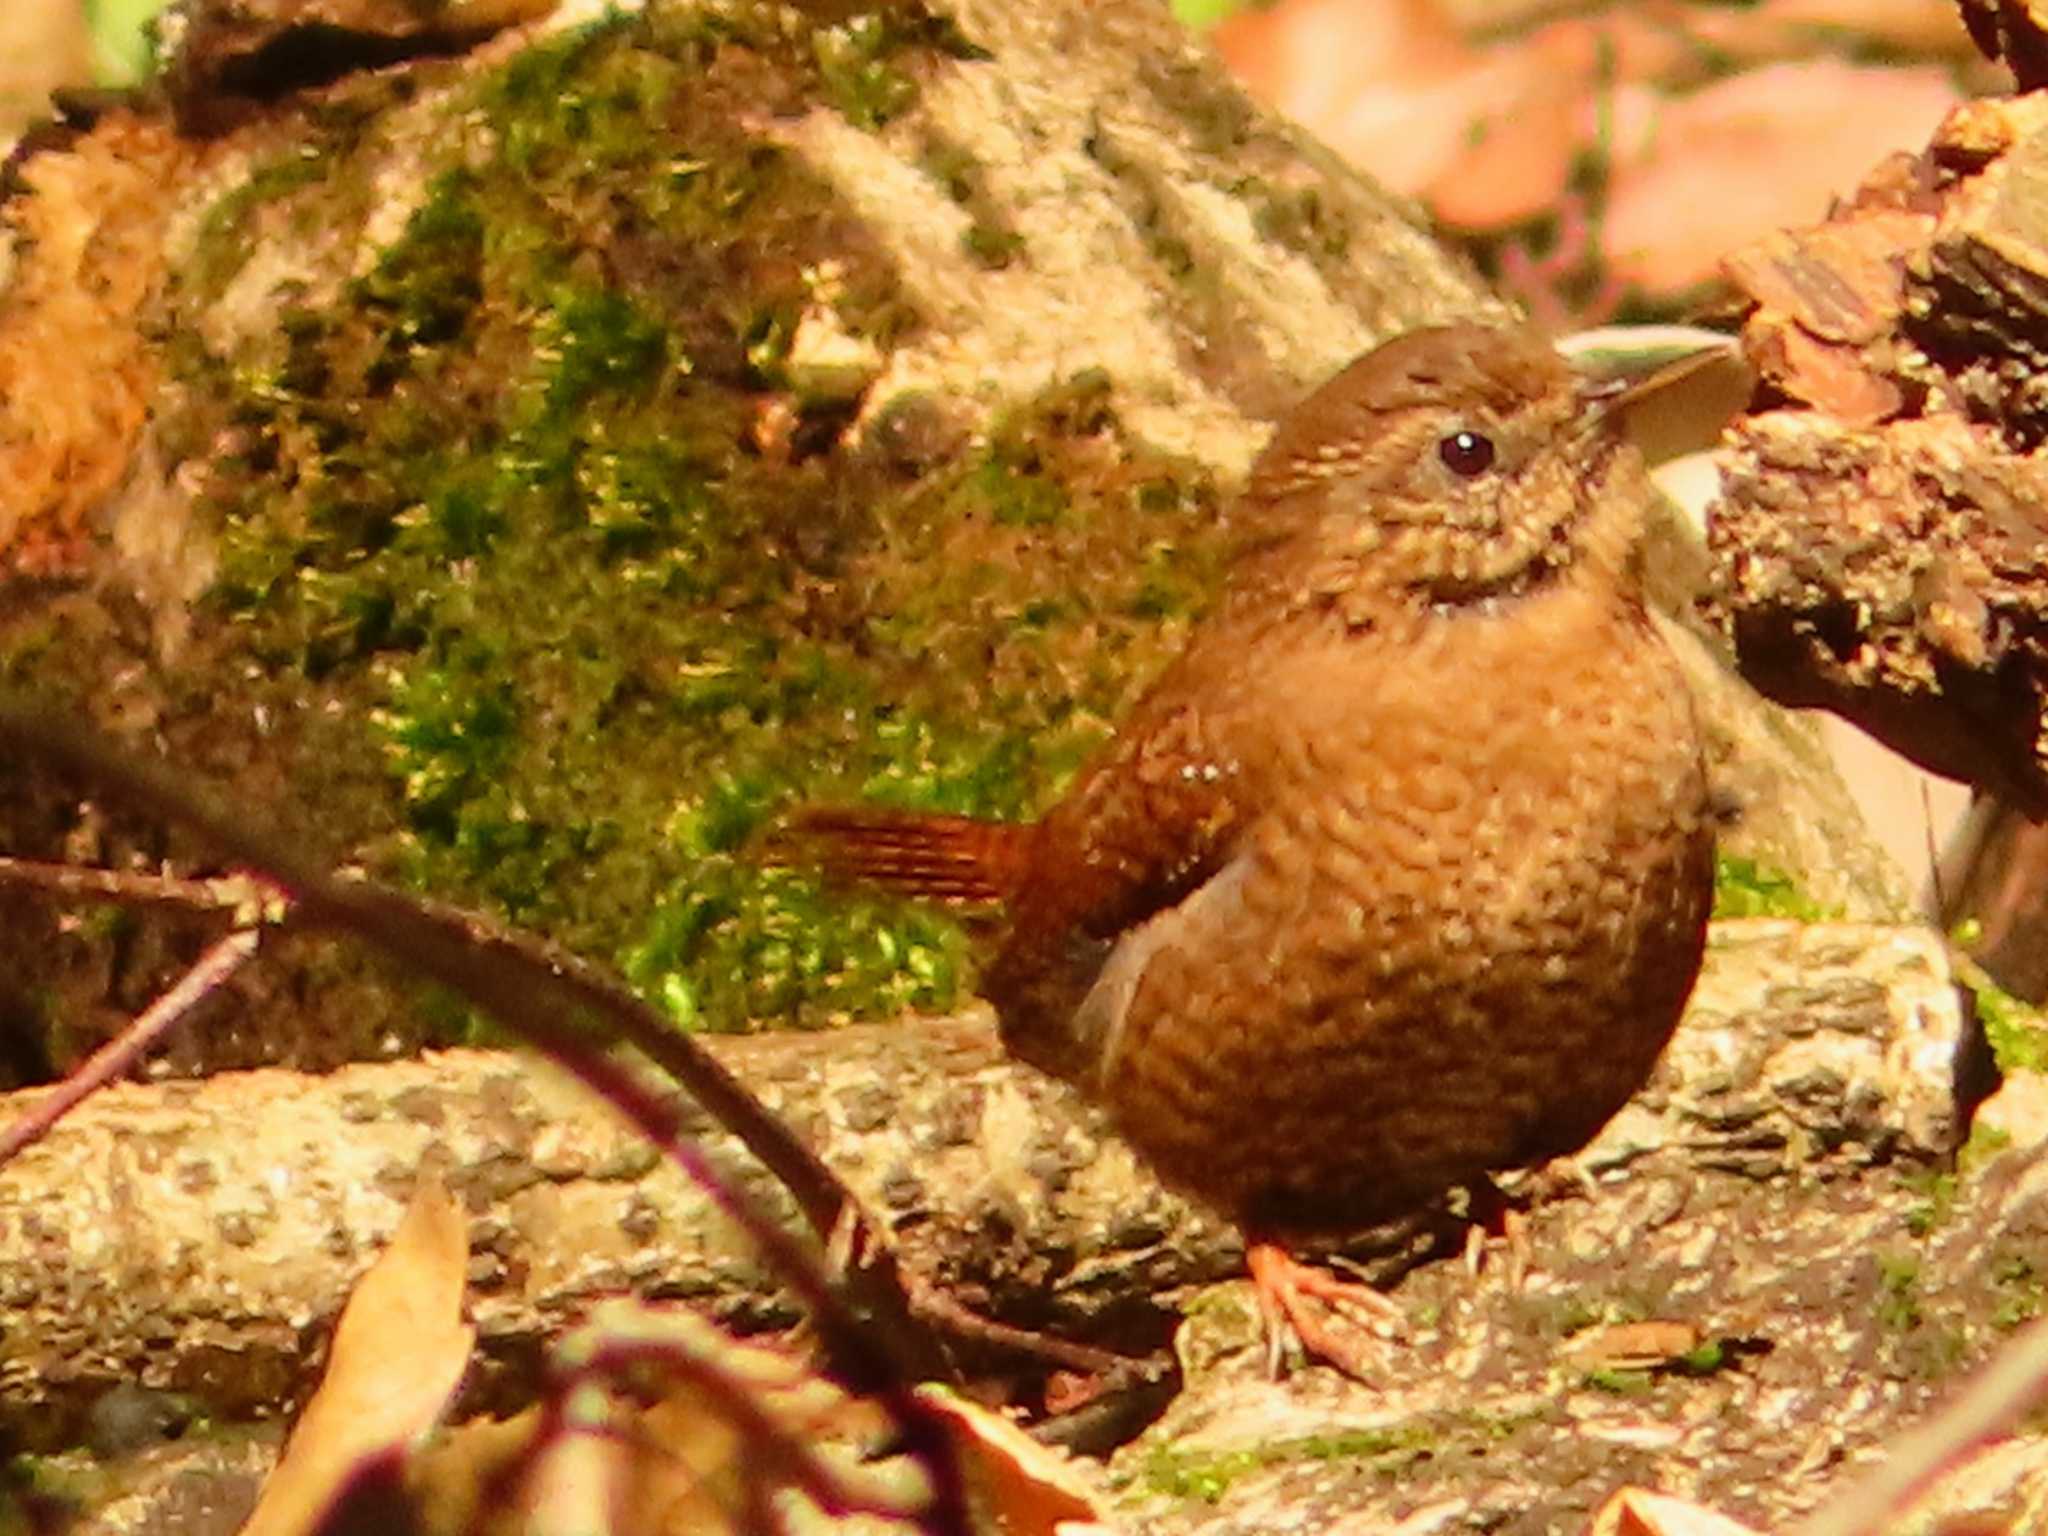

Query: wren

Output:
[790, 323, 1716, 1374]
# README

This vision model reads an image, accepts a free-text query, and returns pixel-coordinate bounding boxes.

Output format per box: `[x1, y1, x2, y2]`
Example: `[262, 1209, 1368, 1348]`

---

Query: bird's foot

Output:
[1245, 1241, 1406, 1381]
[1460, 1201, 1530, 1287]
[1459, 1161, 1600, 1286]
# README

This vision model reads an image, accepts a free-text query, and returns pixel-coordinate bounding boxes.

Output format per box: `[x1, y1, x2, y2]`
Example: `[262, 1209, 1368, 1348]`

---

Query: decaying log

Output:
[0, 919, 1978, 1449]
[1960, 0, 2048, 89]
[1710, 93, 2048, 816]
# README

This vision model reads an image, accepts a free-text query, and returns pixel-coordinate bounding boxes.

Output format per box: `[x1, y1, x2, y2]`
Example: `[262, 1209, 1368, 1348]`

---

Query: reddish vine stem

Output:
[0, 925, 263, 1164]
[0, 701, 967, 1536]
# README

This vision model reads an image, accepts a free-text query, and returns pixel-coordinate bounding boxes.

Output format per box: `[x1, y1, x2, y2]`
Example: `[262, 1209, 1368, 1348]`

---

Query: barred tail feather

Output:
[774, 807, 1033, 905]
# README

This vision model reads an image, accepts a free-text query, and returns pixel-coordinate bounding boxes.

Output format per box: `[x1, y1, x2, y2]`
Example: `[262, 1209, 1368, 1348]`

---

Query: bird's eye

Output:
[1438, 429, 1495, 478]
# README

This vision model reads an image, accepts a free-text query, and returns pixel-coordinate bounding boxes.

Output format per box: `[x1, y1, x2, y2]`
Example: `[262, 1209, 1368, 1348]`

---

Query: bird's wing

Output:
[984, 696, 1252, 1081]
[1059, 848, 1255, 1094]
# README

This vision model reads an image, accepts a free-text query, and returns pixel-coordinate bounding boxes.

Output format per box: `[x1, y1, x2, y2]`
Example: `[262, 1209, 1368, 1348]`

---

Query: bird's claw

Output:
[1461, 1204, 1531, 1289]
[1246, 1241, 1405, 1381]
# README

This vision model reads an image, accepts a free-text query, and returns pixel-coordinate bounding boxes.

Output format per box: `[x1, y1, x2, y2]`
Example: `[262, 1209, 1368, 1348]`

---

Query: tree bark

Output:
[0, 919, 1975, 1449]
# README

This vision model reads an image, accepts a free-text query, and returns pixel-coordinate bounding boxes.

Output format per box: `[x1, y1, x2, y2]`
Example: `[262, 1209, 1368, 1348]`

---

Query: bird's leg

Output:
[1460, 1200, 1529, 1286]
[1459, 1160, 1601, 1284]
[1459, 1175, 1531, 1287]
[1245, 1241, 1406, 1381]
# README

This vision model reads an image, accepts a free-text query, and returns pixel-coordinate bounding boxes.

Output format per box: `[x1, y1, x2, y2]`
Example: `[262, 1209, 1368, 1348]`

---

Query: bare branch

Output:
[0, 700, 968, 1536]
[0, 855, 264, 914]
[0, 925, 261, 1165]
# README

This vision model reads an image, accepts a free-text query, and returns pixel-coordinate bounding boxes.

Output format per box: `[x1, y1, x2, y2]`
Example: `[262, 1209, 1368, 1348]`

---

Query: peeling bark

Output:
[1710, 94, 2048, 817]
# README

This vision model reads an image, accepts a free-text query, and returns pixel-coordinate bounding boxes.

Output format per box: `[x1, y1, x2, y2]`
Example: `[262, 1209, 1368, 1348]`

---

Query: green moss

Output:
[1140, 57, 1255, 158]
[1138, 1425, 1435, 1503]
[536, 287, 671, 419]
[1242, 179, 1351, 262]
[935, 372, 1116, 530]
[813, 7, 988, 130]
[1876, 1253, 1922, 1333]
[815, 15, 918, 129]
[1679, 1339, 1728, 1374]
[1960, 959, 2048, 1075]
[1963, 1121, 2013, 1170]
[494, 19, 669, 175]
[1140, 1447, 1261, 1504]
[190, 147, 332, 300]
[961, 222, 1027, 269]
[1901, 1166, 1957, 1237]
[355, 172, 486, 356]
[1900, 1121, 2008, 1236]
[0, 1456, 98, 1531]
[1711, 855, 1836, 922]
[1084, 130, 1200, 281]
[917, 136, 1027, 269]
[1991, 1254, 2047, 1330]
[153, 6, 1228, 1040]
[1549, 1297, 1603, 1337]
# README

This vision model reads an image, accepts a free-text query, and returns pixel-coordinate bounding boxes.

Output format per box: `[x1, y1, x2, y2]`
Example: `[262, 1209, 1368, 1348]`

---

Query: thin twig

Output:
[0, 926, 262, 1165]
[899, 1267, 1168, 1382]
[565, 1331, 926, 1526]
[0, 855, 259, 912]
[403, 892, 860, 1269]
[0, 701, 967, 1536]
[1, 852, 855, 1264]
[1796, 1311, 2048, 1536]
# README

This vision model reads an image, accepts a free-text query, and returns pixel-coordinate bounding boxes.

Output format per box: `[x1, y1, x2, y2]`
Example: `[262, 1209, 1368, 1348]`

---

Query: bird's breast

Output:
[1082, 575, 1715, 1232]
[1254, 580, 1702, 890]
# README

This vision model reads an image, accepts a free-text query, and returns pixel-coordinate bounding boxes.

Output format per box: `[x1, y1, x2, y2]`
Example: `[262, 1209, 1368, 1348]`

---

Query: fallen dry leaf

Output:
[1588, 1488, 1765, 1536]
[238, 1177, 473, 1536]
[417, 1300, 922, 1536]
[405, 1309, 1123, 1536]
[1212, 0, 1970, 310]
[916, 1384, 1117, 1536]
[1214, 0, 1686, 231]
[1557, 1321, 1704, 1373]
[1692, 0, 1976, 61]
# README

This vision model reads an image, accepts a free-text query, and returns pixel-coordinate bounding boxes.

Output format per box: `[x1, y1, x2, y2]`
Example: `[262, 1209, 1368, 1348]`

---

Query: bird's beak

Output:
[1557, 325, 1754, 466]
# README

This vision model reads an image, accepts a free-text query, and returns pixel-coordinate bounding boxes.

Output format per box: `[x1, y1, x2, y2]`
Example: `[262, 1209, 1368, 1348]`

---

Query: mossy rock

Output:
[0, 0, 1503, 1072]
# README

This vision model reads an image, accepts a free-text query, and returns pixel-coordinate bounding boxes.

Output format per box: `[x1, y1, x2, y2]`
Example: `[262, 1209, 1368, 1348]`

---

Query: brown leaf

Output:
[1212, 0, 1598, 228]
[1587, 1488, 1765, 1536]
[239, 1178, 473, 1536]
[1693, 0, 1977, 61]
[916, 1385, 1117, 1536]
[1558, 1321, 1702, 1372]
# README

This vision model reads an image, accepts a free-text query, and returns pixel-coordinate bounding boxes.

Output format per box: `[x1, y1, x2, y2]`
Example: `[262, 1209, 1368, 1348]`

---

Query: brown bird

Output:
[790, 322, 1716, 1374]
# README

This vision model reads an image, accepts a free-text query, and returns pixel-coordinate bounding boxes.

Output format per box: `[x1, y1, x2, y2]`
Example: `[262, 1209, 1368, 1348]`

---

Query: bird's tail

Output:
[769, 806, 1035, 905]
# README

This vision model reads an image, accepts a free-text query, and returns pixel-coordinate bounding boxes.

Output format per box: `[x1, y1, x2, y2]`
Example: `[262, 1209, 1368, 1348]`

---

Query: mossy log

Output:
[0, 920, 1977, 1451]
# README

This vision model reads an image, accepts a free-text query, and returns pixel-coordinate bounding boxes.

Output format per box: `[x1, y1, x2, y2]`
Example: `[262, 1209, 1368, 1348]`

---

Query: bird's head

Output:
[1239, 323, 1678, 611]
